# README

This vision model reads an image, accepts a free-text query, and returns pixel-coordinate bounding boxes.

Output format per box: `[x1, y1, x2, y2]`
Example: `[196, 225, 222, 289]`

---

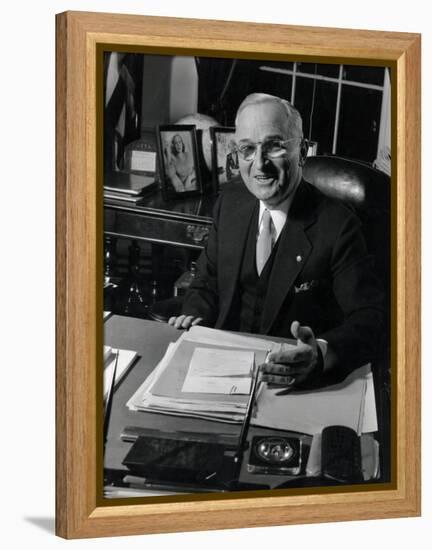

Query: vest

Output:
[238, 208, 281, 334]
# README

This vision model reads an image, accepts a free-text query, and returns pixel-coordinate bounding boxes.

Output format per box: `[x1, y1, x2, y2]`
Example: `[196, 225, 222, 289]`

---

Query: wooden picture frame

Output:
[210, 126, 238, 190]
[56, 11, 421, 539]
[157, 124, 203, 199]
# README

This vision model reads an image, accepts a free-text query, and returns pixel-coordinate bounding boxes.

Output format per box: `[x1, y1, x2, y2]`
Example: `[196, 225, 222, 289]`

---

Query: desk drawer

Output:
[105, 209, 211, 249]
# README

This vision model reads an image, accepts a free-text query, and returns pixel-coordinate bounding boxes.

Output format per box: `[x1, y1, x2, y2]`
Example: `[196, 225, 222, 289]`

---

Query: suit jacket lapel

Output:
[261, 181, 318, 334]
[216, 192, 257, 328]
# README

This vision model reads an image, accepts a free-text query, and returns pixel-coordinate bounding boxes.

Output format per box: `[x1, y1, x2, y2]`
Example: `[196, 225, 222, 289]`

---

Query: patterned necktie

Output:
[256, 209, 274, 275]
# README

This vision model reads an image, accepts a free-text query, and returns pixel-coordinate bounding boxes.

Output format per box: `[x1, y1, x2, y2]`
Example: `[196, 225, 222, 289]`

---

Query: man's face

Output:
[235, 101, 303, 207]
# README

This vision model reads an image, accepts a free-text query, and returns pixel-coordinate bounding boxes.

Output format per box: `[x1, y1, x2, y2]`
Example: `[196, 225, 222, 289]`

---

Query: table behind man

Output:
[169, 93, 385, 388]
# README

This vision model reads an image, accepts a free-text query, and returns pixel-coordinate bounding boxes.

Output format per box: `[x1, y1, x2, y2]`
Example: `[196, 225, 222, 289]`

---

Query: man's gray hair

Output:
[235, 93, 303, 138]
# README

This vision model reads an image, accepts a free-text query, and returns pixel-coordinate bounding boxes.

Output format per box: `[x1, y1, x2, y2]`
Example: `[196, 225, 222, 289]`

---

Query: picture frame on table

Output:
[56, 10, 421, 539]
[157, 124, 203, 200]
[210, 126, 238, 190]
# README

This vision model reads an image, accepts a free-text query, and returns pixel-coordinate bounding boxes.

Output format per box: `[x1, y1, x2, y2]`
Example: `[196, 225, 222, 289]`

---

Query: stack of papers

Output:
[127, 326, 377, 433]
[104, 171, 156, 204]
[104, 346, 138, 400]
[127, 329, 270, 422]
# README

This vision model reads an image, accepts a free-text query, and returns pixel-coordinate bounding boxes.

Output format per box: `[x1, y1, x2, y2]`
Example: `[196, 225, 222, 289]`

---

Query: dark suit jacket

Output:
[182, 179, 385, 374]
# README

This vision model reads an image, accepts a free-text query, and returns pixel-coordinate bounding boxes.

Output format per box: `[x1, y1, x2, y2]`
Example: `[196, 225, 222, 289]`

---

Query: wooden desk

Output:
[104, 315, 382, 497]
[104, 315, 309, 493]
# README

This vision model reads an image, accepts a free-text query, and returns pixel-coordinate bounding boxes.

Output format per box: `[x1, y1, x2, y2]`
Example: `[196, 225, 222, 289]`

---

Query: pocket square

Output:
[294, 280, 317, 294]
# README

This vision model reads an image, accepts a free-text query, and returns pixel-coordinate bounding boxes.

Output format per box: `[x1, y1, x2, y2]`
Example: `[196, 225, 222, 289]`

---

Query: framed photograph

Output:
[123, 129, 158, 177]
[210, 126, 238, 189]
[56, 11, 420, 539]
[157, 124, 202, 199]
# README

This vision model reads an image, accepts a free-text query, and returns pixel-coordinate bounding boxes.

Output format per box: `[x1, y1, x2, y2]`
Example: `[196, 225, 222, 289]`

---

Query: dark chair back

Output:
[303, 155, 391, 291]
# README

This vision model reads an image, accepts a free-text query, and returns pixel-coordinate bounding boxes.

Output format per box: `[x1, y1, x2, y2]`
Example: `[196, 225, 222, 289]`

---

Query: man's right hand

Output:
[167, 315, 203, 330]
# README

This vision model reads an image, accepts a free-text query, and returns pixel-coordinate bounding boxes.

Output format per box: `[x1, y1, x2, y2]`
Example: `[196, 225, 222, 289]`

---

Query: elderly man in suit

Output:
[169, 93, 384, 388]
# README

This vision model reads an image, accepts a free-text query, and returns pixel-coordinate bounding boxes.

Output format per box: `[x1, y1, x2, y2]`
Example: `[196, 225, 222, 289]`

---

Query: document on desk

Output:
[252, 364, 373, 435]
[104, 346, 138, 400]
[181, 348, 253, 395]
[127, 329, 270, 422]
[182, 376, 252, 395]
[182, 325, 273, 351]
[362, 368, 378, 433]
[187, 347, 254, 378]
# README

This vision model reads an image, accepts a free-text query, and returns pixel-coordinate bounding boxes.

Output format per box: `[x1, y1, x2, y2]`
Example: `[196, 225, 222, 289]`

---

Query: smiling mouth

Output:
[254, 175, 276, 185]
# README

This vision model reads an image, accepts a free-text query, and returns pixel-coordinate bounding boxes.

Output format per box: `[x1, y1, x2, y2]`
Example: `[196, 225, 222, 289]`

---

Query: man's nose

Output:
[254, 144, 267, 171]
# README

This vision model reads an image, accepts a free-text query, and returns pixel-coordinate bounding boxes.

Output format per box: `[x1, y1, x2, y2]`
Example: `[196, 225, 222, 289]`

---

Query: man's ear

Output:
[298, 139, 309, 167]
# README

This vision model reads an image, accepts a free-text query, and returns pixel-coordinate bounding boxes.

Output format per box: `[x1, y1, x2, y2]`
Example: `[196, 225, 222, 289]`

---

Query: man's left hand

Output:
[262, 321, 322, 388]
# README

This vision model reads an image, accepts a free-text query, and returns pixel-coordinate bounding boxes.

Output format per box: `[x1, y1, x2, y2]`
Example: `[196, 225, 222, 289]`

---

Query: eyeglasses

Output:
[237, 138, 303, 162]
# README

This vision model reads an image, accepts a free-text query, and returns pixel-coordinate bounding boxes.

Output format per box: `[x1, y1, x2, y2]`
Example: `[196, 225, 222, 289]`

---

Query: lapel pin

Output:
[296, 255, 302, 263]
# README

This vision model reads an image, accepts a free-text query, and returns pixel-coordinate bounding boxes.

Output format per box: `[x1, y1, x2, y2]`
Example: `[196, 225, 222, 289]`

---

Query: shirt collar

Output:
[258, 195, 292, 241]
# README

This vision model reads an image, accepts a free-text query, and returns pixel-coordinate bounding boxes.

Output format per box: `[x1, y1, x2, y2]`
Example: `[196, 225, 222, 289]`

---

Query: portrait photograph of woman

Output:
[157, 125, 202, 199]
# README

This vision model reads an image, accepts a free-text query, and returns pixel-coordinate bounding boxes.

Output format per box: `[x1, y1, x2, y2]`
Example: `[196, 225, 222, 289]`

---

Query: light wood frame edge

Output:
[55, 11, 421, 539]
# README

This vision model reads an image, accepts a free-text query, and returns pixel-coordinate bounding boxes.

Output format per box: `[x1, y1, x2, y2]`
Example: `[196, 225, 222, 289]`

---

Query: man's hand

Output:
[167, 315, 203, 330]
[262, 321, 322, 388]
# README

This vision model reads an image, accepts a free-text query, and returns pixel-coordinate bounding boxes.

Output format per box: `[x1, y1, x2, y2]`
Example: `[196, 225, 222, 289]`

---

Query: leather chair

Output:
[303, 155, 390, 294]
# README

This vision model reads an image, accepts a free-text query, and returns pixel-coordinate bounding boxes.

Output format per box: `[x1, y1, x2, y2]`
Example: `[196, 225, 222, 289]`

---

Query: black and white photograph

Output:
[103, 51, 392, 499]
[157, 125, 202, 199]
[210, 126, 239, 189]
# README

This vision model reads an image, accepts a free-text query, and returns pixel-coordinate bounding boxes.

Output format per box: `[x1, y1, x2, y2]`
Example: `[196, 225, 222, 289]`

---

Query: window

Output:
[259, 63, 390, 164]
